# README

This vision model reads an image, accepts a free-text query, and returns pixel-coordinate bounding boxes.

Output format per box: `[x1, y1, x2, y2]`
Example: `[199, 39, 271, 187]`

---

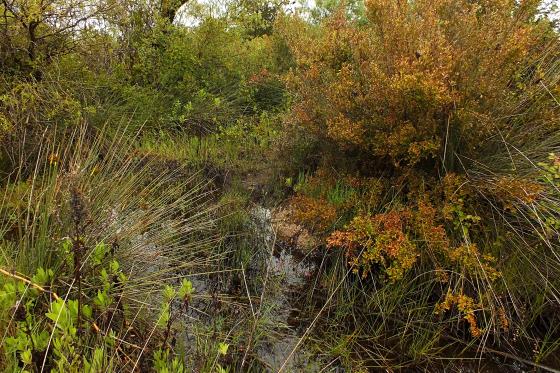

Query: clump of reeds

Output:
[0, 123, 225, 371]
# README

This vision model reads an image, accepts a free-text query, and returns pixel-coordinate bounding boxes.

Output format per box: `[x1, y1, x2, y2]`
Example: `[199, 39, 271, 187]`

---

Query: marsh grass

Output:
[0, 123, 253, 371]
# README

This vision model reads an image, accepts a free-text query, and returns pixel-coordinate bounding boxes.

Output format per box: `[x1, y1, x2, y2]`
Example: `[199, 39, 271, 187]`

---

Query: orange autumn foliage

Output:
[327, 210, 418, 281]
[290, 194, 338, 232]
[285, 0, 557, 168]
[327, 198, 501, 282]
[435, 290, 483, 338]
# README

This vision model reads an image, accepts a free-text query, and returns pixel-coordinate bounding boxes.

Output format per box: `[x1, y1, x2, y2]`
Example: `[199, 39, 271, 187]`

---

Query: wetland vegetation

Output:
[1, 0, 560, 371]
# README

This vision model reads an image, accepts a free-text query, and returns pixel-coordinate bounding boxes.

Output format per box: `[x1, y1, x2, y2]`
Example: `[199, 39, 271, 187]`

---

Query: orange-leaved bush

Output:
[285, 0, 557, 169]
[326, 197, 501, 283]
[327, 210, 418, 282]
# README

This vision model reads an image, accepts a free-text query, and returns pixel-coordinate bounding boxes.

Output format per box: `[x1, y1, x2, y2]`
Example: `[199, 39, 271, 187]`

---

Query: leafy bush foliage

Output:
[328, 211, 418, 282]
[286, 0, 558, 169]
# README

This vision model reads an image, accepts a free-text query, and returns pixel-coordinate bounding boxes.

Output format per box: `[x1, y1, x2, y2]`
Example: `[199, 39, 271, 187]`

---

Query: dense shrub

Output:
[278, 0, 560, 365]
[286, 0, 559, 170]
